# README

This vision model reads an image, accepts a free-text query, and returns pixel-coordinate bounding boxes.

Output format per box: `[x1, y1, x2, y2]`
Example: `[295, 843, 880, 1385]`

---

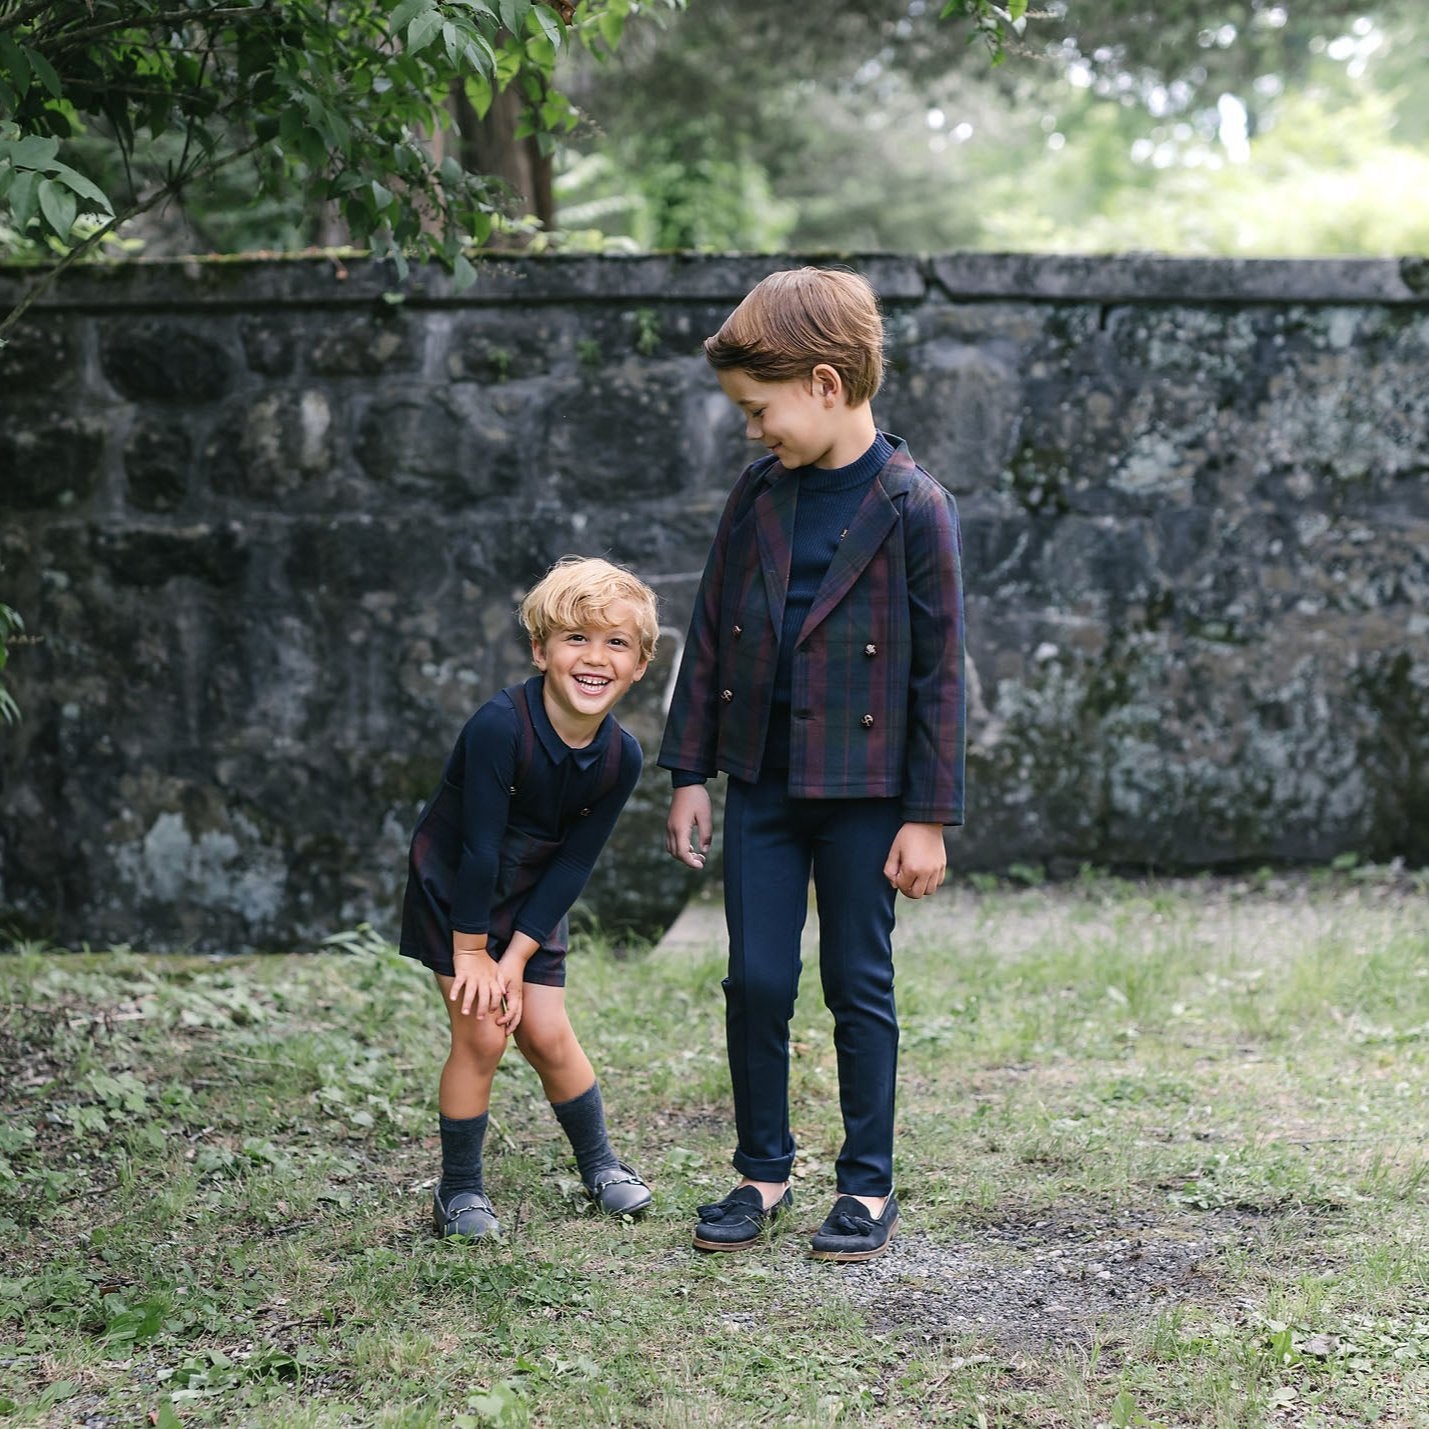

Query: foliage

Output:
[0, 0, 678, 341]
[555, 1, 1429, 256]
[980, 82, 1429, 256]
[555, 122, 798, 251]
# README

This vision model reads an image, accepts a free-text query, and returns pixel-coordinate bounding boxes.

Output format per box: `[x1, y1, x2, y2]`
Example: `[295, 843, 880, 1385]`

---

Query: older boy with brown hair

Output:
[661, 267, 966, 1261]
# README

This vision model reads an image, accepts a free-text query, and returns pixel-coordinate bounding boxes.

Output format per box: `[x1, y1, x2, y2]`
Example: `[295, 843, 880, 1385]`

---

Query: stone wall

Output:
[2, 253, 1426, 951]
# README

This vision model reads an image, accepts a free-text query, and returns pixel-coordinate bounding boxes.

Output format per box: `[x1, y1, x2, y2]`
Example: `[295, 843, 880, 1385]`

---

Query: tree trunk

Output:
[450, 80, 555, 244]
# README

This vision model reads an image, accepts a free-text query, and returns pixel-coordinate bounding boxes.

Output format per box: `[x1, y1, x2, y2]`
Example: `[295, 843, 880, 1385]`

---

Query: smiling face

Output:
[530, 599, 650, 747]
[716, 364, 874, 471]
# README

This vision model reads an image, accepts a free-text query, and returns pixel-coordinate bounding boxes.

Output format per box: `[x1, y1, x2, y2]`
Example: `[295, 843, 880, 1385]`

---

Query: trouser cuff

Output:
[733, 1149, 795, 1182]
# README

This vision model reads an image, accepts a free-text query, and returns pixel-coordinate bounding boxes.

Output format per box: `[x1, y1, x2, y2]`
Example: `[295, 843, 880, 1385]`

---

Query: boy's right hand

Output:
[665, 784, 713, 868]
[449, 950, 505, 1019]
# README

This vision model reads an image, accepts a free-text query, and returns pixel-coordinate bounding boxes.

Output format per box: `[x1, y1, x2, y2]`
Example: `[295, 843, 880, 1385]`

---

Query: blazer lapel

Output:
[753, 467, 798, 635]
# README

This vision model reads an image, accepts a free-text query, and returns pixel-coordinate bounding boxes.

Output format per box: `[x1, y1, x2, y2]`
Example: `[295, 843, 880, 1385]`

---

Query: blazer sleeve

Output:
[658, 466, 760, 778]
[901, 476, 966, 825]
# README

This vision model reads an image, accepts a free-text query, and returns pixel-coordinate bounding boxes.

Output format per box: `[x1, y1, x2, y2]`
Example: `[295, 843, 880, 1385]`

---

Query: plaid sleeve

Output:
[900, 475, 966, 825]
[658, 468, 756, 778]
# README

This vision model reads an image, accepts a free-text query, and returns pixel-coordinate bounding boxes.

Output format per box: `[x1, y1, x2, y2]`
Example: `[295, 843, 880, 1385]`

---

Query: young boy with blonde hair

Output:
[662, 267, 966, 1261]
[402, 557, 660, 1238]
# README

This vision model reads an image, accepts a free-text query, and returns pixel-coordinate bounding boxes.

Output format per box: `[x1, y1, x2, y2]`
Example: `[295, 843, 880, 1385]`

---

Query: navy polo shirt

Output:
[445, 675, 642, 942]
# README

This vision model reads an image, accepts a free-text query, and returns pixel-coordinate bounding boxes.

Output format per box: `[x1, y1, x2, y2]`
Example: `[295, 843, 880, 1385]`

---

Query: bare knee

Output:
[514, 1016, 579, 1076]
[447, 1009, 508, 1071]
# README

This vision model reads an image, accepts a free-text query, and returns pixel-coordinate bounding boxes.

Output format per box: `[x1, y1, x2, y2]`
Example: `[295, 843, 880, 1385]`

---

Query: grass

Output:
[1, 868, 1427, 1427]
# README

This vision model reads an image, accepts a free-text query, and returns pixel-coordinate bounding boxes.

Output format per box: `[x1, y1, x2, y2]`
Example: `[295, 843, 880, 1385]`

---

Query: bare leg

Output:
[511, 984, 596, 1103]
[435, 971, 508, 1117]
[734, 1178, 791, 1210]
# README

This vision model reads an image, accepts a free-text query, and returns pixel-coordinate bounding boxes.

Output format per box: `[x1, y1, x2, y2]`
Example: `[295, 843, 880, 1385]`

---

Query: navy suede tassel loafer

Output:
[810, 1191, 899, 1262]
[691, 1184, 792, 1252]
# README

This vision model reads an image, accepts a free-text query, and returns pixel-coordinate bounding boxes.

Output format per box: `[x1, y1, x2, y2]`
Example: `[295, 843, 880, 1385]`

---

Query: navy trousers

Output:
[722, 770, 903, 1196]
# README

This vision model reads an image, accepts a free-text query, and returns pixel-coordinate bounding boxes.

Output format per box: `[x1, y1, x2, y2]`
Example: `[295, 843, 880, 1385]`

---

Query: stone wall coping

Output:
[3, 251, 1427, 312]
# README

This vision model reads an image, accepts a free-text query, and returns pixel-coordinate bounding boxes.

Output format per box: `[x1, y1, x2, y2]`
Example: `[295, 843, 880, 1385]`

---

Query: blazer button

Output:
[864, 643, 877, 656]
[861, 713, 875, 728]
[733, 624, 742, 637]
[720, 689, 734, 703]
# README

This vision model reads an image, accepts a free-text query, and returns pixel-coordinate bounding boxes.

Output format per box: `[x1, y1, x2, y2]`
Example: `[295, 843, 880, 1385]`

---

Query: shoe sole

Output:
[691, 1233, 760, 1252]
[594, 1196, 653, 1216]
[809, 1216, 899, 1262]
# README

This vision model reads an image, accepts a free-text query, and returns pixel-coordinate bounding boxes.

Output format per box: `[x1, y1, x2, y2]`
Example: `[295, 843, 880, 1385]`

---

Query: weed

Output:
[631, 306, 661, 356]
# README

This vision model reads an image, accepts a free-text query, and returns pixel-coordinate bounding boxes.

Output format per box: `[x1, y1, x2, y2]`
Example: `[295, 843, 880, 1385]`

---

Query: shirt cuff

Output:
[671, 771, 709, 789]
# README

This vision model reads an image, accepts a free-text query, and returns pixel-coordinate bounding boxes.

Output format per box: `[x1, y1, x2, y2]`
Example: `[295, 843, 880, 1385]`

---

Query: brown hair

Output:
[518, 557, 660, 662]
[703, 267, 884, 406]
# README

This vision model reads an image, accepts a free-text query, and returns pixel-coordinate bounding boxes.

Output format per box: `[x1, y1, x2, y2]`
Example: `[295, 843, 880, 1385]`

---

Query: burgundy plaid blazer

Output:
[658, 437, 966, 825]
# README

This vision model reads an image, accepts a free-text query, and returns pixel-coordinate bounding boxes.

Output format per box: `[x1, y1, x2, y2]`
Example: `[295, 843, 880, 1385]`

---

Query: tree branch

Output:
[27, 6, 265, 51]
[0, 139, 262, 346]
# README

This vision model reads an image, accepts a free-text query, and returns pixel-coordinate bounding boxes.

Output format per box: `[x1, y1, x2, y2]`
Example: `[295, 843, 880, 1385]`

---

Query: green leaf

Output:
[466, 29, 499, 75]
[1008, 0, 1028, 19]
[389, 0, 430, 34]
[47, 162, 114, 215]
[452, 252, 477, 292]
[465, 73, 494, 121]
[37, 177, 77, 241]
[407, 10, 443, 53]
[36, 1382, 77, 1409]
[0, 36, 31, 100]
[7, 133, 59, 171]
[597, 10, 625, 49]
[498, 0, 533, 34]
[531, 4, 563, 46]
[25, 45, 63, 99]
[371, 179, 394, 210]
[8, 169, 39, 231]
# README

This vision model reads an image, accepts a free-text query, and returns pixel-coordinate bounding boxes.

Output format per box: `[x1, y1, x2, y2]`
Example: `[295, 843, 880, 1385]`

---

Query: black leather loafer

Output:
[809, 1191, 899, 1262]
[432, 1187, 500, 1239]
[587, 1161, 653, 1216]
[692, 1184, 792, 1252]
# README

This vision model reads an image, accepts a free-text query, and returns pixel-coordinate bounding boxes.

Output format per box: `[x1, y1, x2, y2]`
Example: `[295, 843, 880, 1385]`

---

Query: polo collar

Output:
[525, 674, 612, 771]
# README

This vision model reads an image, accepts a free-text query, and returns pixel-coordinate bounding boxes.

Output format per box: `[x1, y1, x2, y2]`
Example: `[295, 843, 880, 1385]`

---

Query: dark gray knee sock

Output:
[550, 1082, 619, 1186]
[438, 1111, 488, 1198]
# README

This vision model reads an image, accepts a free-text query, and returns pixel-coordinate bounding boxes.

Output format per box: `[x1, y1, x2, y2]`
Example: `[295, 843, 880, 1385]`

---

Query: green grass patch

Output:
[1, 872, 1426, 1426]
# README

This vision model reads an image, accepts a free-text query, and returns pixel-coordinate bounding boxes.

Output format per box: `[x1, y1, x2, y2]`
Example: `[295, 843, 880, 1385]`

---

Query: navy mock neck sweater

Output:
[761, 433, 894, 774]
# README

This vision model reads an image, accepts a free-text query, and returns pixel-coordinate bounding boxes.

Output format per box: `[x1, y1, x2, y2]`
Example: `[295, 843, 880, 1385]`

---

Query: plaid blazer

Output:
[659, 437, 966, 825]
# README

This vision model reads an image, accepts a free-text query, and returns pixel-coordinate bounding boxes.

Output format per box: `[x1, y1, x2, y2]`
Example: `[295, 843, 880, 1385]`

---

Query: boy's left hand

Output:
[493, 952, 528, 1032]
[883, 822, 947, 899]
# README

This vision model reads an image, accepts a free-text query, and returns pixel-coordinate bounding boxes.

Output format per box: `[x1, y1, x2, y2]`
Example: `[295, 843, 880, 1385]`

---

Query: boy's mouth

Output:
[574, 674, 612, 692]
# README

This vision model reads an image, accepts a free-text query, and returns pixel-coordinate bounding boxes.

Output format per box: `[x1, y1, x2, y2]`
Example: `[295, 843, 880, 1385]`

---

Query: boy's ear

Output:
[811, 362, 843, 406]
[530, 637, 548, 670]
